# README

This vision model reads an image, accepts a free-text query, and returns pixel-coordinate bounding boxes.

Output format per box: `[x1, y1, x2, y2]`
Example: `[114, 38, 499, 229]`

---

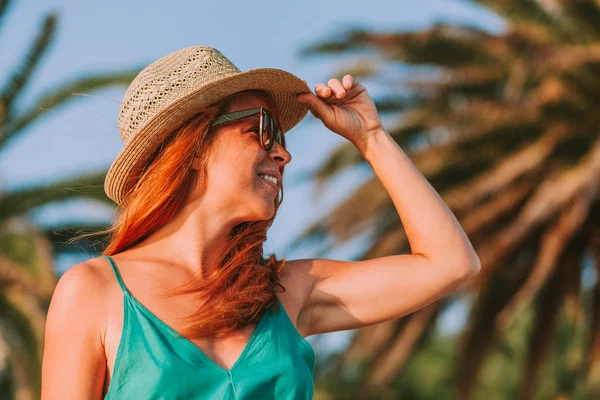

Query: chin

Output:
[259, 206, 276, 221]
[253, 201, 276, 221]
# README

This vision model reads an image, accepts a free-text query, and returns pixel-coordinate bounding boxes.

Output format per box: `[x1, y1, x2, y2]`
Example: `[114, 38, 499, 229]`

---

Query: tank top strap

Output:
[102, 255, 130, 296]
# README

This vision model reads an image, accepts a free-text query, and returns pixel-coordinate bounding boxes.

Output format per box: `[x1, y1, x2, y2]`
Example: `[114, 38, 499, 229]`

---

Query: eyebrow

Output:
[235, 116, 259, 130]
[244, 115, 260, 124]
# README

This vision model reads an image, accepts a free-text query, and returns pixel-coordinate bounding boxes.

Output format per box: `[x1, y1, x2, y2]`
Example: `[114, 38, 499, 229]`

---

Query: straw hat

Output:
[104, 45, 310, 206]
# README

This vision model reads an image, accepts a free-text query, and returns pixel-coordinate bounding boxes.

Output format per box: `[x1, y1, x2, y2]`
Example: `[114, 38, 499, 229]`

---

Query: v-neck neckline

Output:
[124, 289, 273, 374]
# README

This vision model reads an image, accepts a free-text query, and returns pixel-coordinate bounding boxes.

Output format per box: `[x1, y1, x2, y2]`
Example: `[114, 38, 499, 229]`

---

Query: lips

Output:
[257, 174, 279, 190]
[255, 169, 282, 185]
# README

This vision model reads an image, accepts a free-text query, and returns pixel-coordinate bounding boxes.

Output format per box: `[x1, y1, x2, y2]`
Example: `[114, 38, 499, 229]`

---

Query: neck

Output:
[133, 195, 238, 279]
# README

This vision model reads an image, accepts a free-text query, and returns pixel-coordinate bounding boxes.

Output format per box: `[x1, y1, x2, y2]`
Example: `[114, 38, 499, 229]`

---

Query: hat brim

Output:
[104, 68, 310, 206]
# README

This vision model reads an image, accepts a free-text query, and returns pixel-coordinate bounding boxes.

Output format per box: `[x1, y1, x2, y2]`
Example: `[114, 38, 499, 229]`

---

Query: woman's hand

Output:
[296, 74, 383, 150]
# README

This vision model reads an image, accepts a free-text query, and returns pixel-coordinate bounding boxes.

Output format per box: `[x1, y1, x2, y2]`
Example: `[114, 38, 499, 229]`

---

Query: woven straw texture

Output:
[104, 45, 310, 206]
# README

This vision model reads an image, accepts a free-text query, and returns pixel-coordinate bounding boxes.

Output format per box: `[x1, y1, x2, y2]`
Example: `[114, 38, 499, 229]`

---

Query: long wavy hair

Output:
[76, 90, 288, 340]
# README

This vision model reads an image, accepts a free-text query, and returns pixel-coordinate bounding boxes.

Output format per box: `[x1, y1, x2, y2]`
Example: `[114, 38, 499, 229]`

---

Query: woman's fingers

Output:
[342, 74, 354, 90]
[315, 78, 348, 100]
[327, 78, 346, 98]
[315, 83, 332, 98]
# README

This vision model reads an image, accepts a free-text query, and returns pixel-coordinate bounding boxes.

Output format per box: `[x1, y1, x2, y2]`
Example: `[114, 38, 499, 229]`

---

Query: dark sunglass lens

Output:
[279, 130, 285, 148]
[260, 109, 284, 150]
[270, 118, 283, 149]
[269, 118, 276, 143]
[261, 111, 272, 149]
[273, 119, 284, 148]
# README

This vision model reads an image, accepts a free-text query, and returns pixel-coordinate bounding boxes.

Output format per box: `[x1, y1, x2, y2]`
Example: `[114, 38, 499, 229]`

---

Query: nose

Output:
[268, 140, 292, 166]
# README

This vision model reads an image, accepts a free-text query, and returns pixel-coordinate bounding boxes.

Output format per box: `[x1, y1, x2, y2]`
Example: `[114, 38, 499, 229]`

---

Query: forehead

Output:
[222, 91, 279, 120]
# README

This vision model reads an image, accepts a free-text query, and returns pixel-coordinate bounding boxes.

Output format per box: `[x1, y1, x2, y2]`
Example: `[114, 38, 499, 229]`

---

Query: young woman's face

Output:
[195, 91, 292, 222]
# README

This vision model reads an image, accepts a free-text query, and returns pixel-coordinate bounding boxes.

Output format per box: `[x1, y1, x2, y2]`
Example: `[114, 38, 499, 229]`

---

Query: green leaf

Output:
[0, 70, 139, 149]
[0, 170, 114, 219]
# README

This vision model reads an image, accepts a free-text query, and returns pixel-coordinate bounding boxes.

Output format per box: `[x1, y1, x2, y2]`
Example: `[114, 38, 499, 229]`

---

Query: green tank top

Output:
[101, 255, 315, 399]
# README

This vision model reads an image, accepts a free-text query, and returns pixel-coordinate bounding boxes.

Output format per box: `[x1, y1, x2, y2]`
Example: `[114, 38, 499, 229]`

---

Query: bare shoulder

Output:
[45, 256, 114, 348]
[51, 257, 113, 319]
[42, 256, 114, 399]
[58, 256, 111, 286]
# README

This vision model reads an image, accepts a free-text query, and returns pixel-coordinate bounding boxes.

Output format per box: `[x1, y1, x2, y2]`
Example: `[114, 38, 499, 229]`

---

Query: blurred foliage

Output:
[293, 0, 600, 398]
[0, 0, 137, 398]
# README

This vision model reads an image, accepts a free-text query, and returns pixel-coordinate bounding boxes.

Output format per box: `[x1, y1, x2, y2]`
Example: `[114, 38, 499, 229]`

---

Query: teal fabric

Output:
[102, 255, 315, 400]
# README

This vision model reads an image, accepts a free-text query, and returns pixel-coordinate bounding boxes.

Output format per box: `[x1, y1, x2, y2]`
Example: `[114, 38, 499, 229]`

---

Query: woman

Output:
[41, 45, 480, 399]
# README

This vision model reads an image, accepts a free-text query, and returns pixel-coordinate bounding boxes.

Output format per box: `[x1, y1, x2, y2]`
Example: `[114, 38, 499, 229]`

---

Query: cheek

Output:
[205, 140, 261, 193]
[207, 161, 256, 193]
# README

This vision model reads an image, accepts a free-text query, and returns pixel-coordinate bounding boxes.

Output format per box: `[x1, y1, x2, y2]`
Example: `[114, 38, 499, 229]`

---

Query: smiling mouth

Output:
[257, 174, 279, 190]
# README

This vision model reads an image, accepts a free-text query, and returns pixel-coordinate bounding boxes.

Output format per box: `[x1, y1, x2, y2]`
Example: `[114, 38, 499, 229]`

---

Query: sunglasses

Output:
[210, 107, 285, 151]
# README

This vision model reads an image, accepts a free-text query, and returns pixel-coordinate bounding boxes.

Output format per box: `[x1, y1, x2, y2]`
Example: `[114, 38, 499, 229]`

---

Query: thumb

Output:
[297, 93, 332, 121]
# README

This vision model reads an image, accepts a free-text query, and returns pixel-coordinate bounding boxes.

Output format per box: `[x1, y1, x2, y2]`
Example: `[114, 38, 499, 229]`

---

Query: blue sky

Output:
[0, 0, 504, 350]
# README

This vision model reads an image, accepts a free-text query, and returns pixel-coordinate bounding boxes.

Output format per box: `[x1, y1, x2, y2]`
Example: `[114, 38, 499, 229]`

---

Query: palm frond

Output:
[0, 287, 46, 399]
[459, 179, 533, 238]
[495, 193, 593, 333]
[0, 333, 15, 397]
[0, 70, 139, 149]
[0, 170, 112, 219]
[443, 125, 566, 213]
[358, 224, 409, 260]
[519, 254, 565, 399]
[284, 177, 392, 255]
[300, 24, 499, 68]
[468, 0, 559, 39]
[340, 321, 399, 367]
[292, 107, 557, 256]
[0, 0, 11, 31]
[561, 232, 585, 328]
[301, 2, 600, 396]
[0, 6, 137, 398]
[363, 303, 440, 389]
[1, 12, 56, 109]
[0, 256, 44, 297]
[557, 0, 600, 42]
[585, 210, 600, 396]
[311, 141, 364, 194]
[325, 319, 401, 384]
[390, 180, 532, 258]
[330, 59, 382, 81]
[455, 251, 532, 398]
[407, 65, 507, 100]
[471, 137, 600, 288]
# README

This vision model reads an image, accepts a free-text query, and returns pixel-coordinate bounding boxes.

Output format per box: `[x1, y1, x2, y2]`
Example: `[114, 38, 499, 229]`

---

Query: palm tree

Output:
[291, 1, 600, 398]
[0, 0, 139, 398]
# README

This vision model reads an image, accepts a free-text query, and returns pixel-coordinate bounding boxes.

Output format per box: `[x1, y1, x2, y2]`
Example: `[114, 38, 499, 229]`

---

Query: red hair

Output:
[75, 91, 287, 339]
